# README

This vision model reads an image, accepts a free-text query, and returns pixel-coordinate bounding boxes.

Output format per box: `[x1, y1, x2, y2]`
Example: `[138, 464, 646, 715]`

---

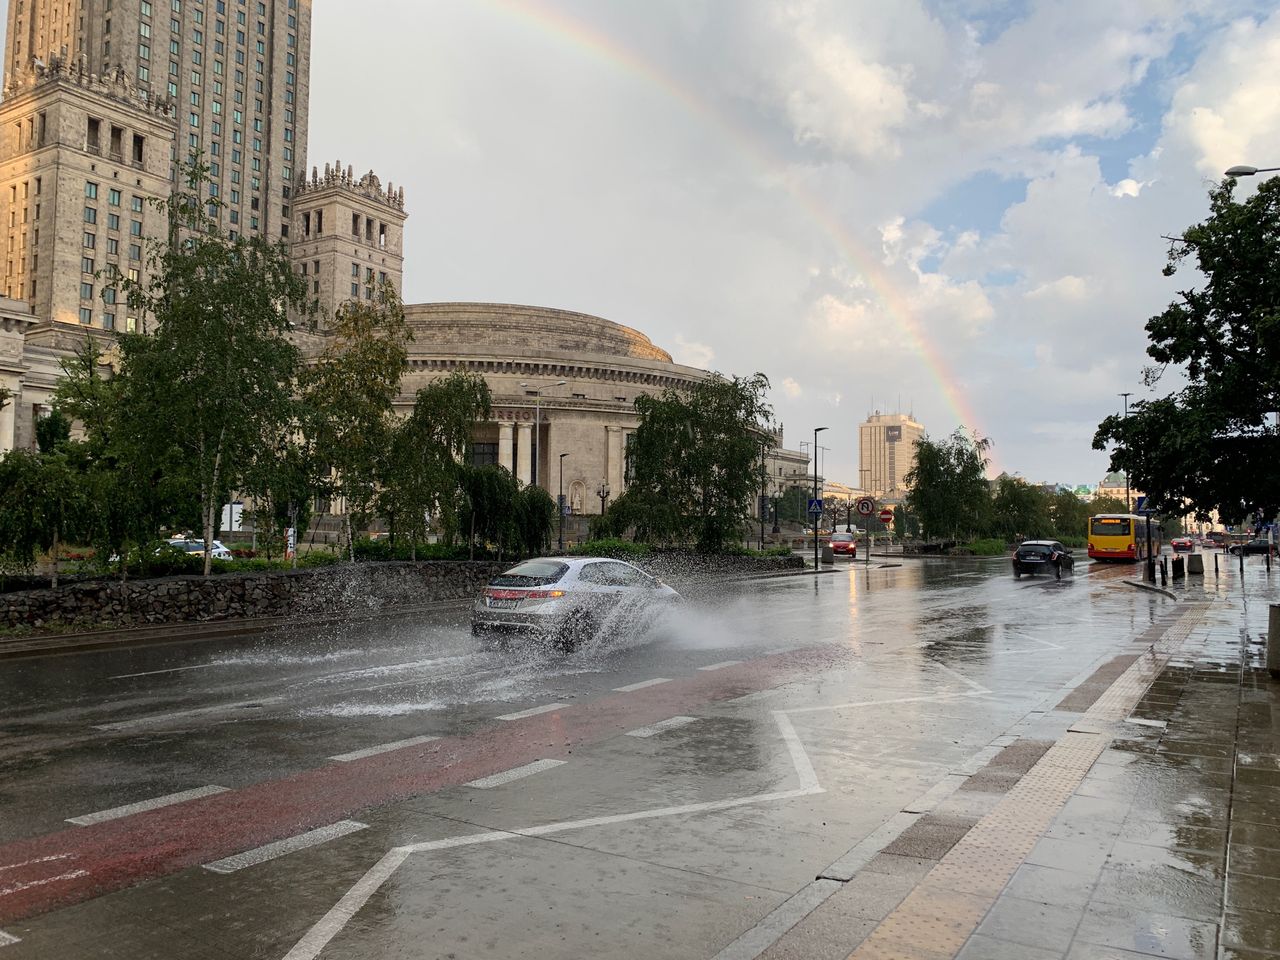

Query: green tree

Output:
[1088, 495, 1130, 516]
[1048, 489, 1092, 542]
[622, 372, 773, 551]
[458, 464, 520, 559]
[903, 429, 991, 541]
[107, 158, 311, 575]
[1094, 175, 1280, 525]
[513, 485, 556, 557]
[776, 486, 808, 525]
[301, 286, 411, 560]
[989, 475, 1054, 542]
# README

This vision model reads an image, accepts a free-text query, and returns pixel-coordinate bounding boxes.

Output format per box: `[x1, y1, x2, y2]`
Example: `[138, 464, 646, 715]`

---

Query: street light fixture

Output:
[558, 453, 569, 552]
[1224, 165, 1280, 177]
[597, 479, 611, 516]
[1119, 392, 1132, 513]
[813, 426, 828, 569]
[518, 379, 567, 490]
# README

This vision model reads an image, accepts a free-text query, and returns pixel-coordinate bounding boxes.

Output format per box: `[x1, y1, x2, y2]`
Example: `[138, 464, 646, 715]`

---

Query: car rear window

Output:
[490, 560, 568, 587]
[1018, 545, 1051, 557]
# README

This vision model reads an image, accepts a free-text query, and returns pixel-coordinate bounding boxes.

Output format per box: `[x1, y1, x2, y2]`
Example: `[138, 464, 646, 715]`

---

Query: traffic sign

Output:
[1134, 495, 1156, 516]
[807, 498, 824, 516]
[855, 497, 875, 517]
[878, 508, 894, 524]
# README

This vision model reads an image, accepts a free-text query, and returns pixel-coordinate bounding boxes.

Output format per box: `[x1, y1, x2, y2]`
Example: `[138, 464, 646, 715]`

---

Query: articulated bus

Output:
[1087, 514, 1161, 561]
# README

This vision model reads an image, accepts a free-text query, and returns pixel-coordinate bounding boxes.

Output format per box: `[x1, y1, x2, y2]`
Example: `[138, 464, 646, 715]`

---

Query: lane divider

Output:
[329, 736, 440, 763]
[612, 678, 672, 692]
[496, 703, 569, 721]
[203, 821, 368, 875]
[465, 759, 567, 789]
[67, 786, 230, 827]
[625, 716, 698, 739]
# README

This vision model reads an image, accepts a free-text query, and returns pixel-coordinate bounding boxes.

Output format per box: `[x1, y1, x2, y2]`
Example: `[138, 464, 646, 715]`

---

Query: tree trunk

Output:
[469, 512, 475, 561]
[203, 497, 215, 577]
[51, 527, 60, 590]
[346, 512, 355, 563]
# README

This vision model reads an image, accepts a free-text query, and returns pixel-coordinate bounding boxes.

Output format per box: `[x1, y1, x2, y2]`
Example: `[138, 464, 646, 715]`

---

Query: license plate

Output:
[487, 598, 519, 609]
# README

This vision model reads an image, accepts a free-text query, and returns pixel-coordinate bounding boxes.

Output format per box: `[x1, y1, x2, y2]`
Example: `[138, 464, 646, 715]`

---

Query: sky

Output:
[29, 1, 1280, 488]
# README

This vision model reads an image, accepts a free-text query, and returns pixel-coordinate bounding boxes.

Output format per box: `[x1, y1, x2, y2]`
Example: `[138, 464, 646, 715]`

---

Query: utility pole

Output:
[813, 426, 828, 569]
[1119, 392, 1132, 512]
[558, 453, 568, 552]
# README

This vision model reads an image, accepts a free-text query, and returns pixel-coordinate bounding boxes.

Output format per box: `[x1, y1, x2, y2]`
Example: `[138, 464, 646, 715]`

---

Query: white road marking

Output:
[773, 712, 820, 792]
[0, 930, 20, 947]
[496, 703, 568, 721]
[0, 870, 89, 899]
[465, 758, 567, 789]
[0, 853, 73, 873]
[697, 660, 742, 671]
[67, 785, 229, 826]
[93, 697, 285, 731]
[1124, 717, 1167, 729]
[281, 847, 413, 960]
[108, 662, 228, 680]
[203, 820, 368, 874]
[931, 662, 989, 693]
[612, 678, 672, 692]
[329, 735, 440, 762]
[786, 690, 979, 714]
[625, 716, 697, 739]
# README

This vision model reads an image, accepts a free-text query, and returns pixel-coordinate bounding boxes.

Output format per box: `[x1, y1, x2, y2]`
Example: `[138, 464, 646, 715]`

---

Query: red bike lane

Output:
[0, 646, 843, 925]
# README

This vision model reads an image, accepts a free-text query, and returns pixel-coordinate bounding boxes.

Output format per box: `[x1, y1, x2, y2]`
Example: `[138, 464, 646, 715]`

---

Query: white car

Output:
[472, 557, 680, 650]
[166, 539, 234, 560]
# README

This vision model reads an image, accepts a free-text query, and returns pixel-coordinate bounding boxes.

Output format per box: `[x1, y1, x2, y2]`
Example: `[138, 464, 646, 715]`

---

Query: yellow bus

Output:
[1088, 514, 1160, 562]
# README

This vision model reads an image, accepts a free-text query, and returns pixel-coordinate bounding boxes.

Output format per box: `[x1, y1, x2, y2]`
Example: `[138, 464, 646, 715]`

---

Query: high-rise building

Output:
[0, 0, 311, 332]
[857, 410, 925, 500]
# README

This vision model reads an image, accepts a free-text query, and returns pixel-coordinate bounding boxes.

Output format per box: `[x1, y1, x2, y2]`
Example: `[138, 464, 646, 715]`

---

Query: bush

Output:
[960, 538, 1008, 556]
[298, 551, 342, 568]
[570, 539, 653, 559]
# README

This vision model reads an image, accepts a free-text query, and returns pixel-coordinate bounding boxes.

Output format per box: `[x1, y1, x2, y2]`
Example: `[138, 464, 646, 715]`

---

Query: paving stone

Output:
[974, 895, 1084, 952]
[1073, 900, 1217, 960]
[956, 933, 1064, 960]
[1222, 908, 1280, 953]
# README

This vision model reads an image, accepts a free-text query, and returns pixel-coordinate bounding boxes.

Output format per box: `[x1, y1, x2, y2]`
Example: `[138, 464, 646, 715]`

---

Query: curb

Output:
[1122, 579, 1179, 601]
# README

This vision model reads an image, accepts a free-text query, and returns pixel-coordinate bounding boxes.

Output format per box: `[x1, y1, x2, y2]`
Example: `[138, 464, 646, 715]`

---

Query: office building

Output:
[857, 410, 925, 500]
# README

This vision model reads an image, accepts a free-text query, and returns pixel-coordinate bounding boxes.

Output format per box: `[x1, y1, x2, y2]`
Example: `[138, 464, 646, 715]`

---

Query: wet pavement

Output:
[0, 554, 1277, 959]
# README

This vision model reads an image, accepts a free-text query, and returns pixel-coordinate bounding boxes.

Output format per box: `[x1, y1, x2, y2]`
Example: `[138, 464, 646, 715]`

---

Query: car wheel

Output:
[1055, 563, 1062, 580]
[558, 609, 596, 652]
[1013, 569, 1021, 580]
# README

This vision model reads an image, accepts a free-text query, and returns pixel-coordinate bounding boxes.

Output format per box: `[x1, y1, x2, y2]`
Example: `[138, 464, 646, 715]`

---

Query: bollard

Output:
[1214, 552, 1219, 576]
[821, 543, 834, 565]
[1160, 557, 1167, 586]
[1187, 553, 1204, 575]
[1269, 604, 1280, 679]
[1172, 556, 1185, 580]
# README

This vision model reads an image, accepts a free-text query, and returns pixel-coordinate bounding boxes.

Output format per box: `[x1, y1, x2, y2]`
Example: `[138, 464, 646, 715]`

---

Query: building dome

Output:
[403, 302, 673, 363]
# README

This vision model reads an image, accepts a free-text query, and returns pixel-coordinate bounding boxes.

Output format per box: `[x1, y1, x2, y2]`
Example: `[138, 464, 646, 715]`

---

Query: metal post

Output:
[1268, 604, 1280, 679]
[1119, 393, 1132, 513]
[813, 426, 827, 570]
[1145, 515, 1154, 583]
[558, 453, 568, 552]
[759, 440, 767, 549]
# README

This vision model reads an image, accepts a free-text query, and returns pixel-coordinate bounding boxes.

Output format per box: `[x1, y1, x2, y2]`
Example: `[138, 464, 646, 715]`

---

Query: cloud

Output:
[672, 335, 716, 369]
[781, 377, 803, 399]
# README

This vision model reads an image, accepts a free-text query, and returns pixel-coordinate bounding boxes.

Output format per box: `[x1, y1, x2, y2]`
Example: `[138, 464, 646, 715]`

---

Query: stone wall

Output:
[0, 561, 504, 631]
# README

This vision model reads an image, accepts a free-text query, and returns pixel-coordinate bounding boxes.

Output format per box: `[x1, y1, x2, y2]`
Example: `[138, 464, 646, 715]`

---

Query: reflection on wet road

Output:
[0, 556, 1187, 959]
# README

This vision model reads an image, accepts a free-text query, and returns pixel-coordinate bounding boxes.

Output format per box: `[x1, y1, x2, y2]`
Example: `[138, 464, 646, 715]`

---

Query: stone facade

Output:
[0, 561, 504, 631]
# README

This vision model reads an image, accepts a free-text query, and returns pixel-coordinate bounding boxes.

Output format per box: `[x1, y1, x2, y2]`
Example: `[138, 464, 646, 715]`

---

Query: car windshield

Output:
[831, 534, 853, 542]
[490, 560, 568, 587]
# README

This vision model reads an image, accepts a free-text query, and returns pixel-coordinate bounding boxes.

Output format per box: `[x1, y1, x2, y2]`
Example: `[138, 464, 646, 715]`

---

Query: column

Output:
[516, 422, 532, 487]
[606, 425, 624, 501]
[0, 375, 17, 457]
[498, 422, 514, 473]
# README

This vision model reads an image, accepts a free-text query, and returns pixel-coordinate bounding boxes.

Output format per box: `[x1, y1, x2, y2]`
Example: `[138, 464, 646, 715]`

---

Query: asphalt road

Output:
[0, 556, 1166, 959]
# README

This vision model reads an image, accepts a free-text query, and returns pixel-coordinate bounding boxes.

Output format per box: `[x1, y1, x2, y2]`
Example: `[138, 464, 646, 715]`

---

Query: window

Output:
[139, 42, 150, 60]
[130, 220, 143, 236]
[103, 313, 116, 330]
[84, 206, 97, 224]
[351, 282, 358, 297]
[131, 196, 143, 212]
[83, 232, 96, 248]
[107, 213, 120, 230]
[80, 307, 93, 324]
[82, 256, 94, 273]
[107, 238, 119, 255]
[103, 288, 117, 305]
[85, 181, 99, 199]
[129, 243, 142, 260]
[108, 188, 121, 206]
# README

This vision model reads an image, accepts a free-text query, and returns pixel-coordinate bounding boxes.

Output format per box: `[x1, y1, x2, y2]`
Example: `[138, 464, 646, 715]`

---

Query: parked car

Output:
[1228, 539, 1276, 557]
[1012, 540, 1075, 580]
[829, 532, 858, 557]
[1170, 537, 1194, 553]
[471, 557, 681, 650]
[166, 539, 234, 560]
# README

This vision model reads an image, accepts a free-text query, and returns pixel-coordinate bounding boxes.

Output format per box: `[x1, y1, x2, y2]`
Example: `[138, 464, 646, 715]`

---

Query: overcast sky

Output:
[37, 2, 1280, 487]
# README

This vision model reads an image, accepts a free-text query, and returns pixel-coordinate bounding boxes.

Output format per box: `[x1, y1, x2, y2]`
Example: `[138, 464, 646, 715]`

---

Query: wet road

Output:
[0, 557, 1170, 958]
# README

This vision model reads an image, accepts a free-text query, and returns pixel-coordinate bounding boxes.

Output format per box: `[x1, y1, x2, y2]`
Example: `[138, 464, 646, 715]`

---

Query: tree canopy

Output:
[903, 429, 991, 541]
[1094, 176, 1280, 525]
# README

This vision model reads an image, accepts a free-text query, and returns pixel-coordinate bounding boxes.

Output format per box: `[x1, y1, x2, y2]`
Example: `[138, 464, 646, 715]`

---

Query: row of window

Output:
[77, 308, 137, 332]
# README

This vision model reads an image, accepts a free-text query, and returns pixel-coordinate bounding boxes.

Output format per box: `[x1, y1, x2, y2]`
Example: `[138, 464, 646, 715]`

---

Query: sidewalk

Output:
[762, 556, 1280, 960]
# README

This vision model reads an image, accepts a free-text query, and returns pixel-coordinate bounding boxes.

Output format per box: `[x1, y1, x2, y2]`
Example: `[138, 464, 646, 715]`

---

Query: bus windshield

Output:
[1090, 517, 1133, 537]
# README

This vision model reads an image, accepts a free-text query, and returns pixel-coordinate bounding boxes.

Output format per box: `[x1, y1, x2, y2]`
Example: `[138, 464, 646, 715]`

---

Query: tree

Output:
[1094, 176, 1280, 525]
[903, 429, 991, 541]
[622, 372, 773, 551]
[1087, 495, 1129, 516]
[513, 485, 556, 557]
[458, 464, 520, 559]
[301, 286, 411, 560]
[1048, 489, 1092, 542]
[989, 475, 1053, 542]
[108, 158, 312, 575]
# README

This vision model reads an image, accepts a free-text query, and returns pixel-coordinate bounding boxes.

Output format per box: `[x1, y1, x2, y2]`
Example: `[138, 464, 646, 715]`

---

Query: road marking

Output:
[697, 660, 742, 671]
[773, 712, 820, 792]
[625, 716, 698, 739]
[931, 662, 989, 693]
[0, 870, 89, 898]
[612, 678, 671, 692]
[93, 697, 285, 731]
[0, 930, 20, 947]
[496, 703, 568, 721]
[465, 759, 567, 789]
[1124, 717, 1167, 729]
[108, 662, 228, 680]
[0, 854, 72, 874]
[67, 786, 230, 826]
[203, 820, 367, 874]
[329, 735, 440, 762]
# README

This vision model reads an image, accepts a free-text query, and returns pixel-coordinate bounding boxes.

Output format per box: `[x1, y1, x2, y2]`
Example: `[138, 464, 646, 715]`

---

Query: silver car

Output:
[472, 557, 680, 650]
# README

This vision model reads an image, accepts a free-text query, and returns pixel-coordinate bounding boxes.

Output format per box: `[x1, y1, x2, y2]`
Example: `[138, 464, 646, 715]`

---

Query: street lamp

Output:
[1224, 165, 1280, 177]
[813, 426, 828, 569]
[597, 479, 611, 516]
[518, 378, 567, 490]
[558, 453, 569, 552]
[759, 438, 769, 549]
[1119, 392, 1132, 513]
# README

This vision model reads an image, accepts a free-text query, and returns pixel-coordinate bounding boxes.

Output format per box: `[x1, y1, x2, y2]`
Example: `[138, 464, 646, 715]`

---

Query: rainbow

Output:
[485, 0, 992, 459]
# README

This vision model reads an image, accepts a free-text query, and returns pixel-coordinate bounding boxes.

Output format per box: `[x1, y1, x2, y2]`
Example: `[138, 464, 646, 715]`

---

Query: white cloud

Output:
[781, 377, 803, 399]
[672, 335, 716, 369]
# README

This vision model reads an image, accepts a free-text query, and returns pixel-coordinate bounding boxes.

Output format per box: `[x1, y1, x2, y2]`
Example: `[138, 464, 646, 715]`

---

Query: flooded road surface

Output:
[0, 558, 1221, 959]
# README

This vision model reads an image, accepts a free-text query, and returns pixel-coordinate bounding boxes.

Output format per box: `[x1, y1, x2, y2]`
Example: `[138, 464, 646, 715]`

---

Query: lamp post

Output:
[813, 426, 828, 569]
[759, 438, 768, 549]
[597, 479, 610, 516]
[846, 501, 853, 534]
[1224, 165, 1280, 177]
[518, 378, 567, 490]
[1119, 392, 1132, 512]
[558, 453, 569, 552]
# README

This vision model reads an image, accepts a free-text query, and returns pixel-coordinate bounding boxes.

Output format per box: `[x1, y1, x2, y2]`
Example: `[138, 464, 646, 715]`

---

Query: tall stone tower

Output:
[290, 161, 406, 322]
[0, 0, 312, 332]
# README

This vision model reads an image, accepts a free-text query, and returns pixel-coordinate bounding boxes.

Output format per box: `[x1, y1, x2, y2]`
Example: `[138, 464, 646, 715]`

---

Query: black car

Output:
[1012, 540, 1074, 579]
[1229, 539, 1276, 556]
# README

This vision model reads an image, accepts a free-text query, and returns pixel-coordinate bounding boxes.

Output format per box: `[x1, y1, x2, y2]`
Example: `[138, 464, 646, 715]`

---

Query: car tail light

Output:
[484, 588, 526, 600]
[525, 590, 566, 600]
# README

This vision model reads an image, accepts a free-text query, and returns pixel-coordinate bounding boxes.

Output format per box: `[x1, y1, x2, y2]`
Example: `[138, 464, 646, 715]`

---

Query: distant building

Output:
[858, 411, 925, 501]
[1096, 471, 1140, 509]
